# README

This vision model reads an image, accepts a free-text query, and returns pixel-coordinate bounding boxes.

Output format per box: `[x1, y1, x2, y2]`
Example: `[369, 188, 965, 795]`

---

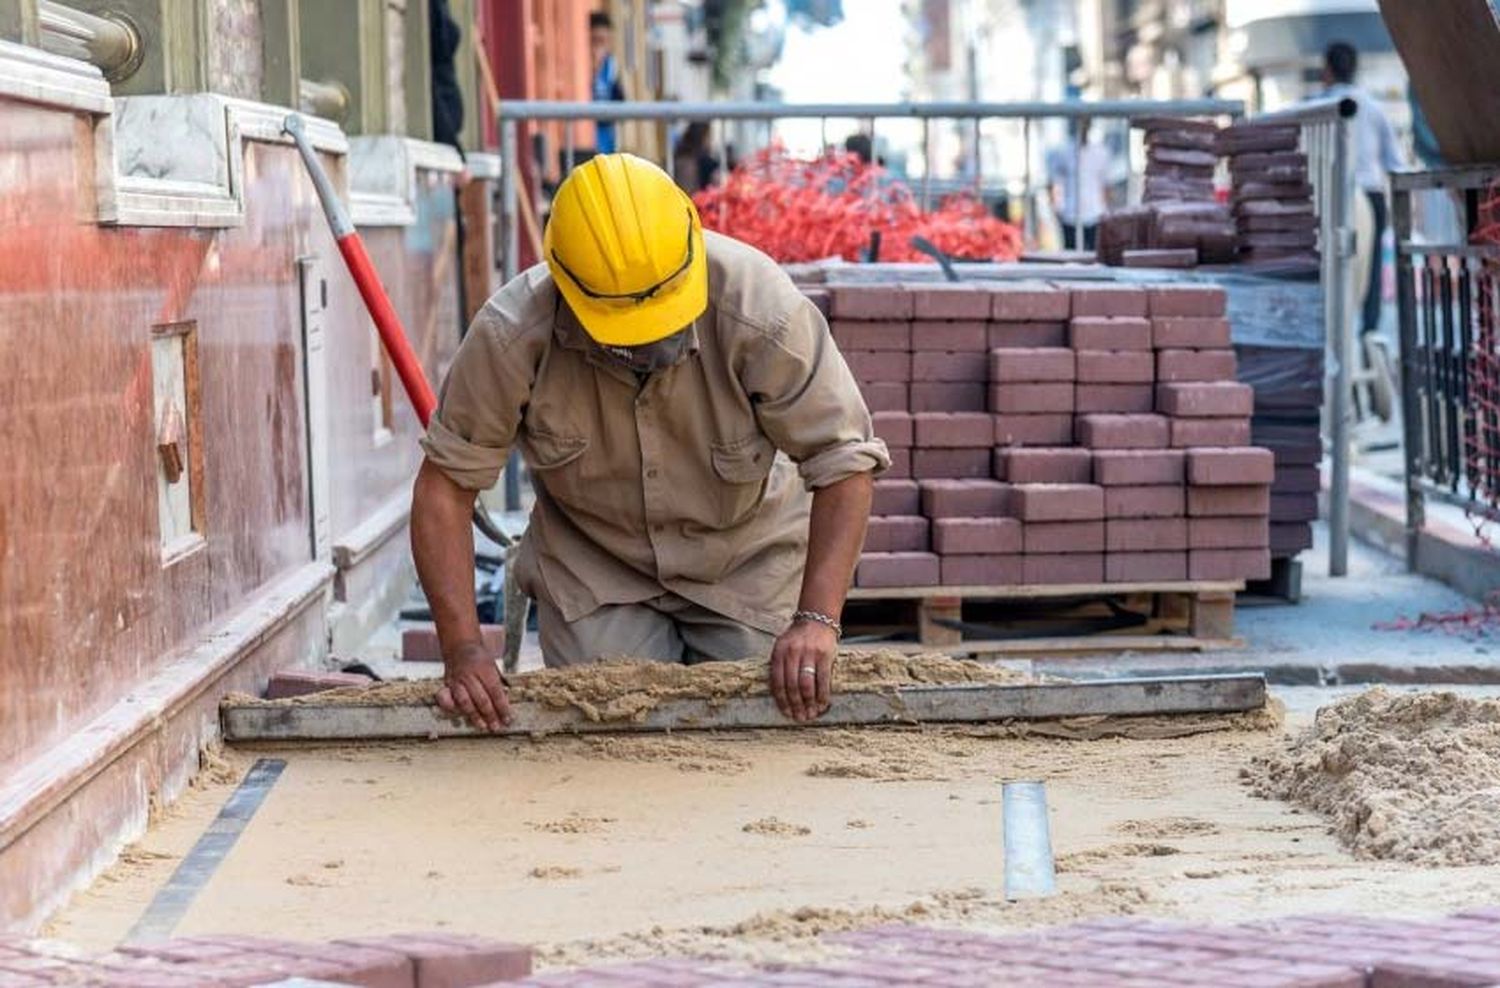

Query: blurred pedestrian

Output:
[1321, 41, 1406, 335]
[590, 11, 626, 154]
[430, 0, 464, 156]
[1046, 119, 1110, 251]
[672, 121, 720, 194]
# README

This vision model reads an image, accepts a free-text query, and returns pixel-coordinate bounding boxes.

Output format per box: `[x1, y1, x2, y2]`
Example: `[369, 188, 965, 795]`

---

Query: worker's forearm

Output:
[797, 471, 875, 619]
[410, 460, 483, 658]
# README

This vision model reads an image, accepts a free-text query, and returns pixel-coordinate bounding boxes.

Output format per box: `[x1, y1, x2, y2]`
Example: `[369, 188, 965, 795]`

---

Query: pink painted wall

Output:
[0, 98, 459, 776]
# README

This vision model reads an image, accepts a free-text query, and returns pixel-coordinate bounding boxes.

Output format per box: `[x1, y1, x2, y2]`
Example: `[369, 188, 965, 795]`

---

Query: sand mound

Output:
[1243, 688, 1500, 864]
[229, 651, 1034, 724]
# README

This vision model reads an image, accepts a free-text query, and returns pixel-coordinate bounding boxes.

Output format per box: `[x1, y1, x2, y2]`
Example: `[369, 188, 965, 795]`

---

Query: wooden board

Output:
[1380, 0, 1500, 165]
[221, 674, 1267, 742]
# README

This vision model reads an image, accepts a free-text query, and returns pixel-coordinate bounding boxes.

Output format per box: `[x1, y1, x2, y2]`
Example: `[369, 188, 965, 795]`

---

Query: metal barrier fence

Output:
[494, 98, 1245, 283]
[1393, 164, 1500, 564]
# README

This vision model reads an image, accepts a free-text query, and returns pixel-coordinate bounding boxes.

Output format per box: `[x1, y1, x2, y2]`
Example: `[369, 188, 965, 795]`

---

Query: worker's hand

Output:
[769, 619, 837, 722]
[438, 643, 510, 733]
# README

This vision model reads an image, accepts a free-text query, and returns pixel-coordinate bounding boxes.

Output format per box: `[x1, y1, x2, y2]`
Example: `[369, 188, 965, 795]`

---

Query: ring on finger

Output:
[799, 666, 817, 678]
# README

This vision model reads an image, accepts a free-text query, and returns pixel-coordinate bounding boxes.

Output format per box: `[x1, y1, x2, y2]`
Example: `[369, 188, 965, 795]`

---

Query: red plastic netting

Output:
[693, 144, 1023, 264]
[1466, 178, 1500, 543]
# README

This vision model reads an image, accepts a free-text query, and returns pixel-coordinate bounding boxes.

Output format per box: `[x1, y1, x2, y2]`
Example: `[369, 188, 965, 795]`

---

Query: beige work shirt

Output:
[420, 231, 890, 635]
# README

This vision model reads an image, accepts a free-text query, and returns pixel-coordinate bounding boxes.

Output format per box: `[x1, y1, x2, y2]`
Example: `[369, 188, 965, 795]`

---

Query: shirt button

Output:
[646, 468, 659, 479]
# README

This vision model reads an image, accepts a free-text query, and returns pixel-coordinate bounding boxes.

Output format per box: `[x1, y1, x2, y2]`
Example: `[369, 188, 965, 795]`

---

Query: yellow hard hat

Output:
[544, 153, 708, 347]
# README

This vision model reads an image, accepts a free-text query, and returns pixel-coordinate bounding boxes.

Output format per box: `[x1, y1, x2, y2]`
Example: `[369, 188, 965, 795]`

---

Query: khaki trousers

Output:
[535, 593, 776, 668]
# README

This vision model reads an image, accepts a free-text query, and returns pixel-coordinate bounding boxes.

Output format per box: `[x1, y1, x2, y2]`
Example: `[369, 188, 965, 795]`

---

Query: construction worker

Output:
[411, 153, 889, 731]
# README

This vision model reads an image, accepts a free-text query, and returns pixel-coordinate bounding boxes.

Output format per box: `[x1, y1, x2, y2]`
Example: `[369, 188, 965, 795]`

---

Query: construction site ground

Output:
[41, 524, 1500, 971]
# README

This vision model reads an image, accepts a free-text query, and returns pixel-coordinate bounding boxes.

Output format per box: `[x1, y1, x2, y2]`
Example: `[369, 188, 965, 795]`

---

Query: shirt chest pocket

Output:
[708, 433, 777, 529]
[523, 428, 589, 472]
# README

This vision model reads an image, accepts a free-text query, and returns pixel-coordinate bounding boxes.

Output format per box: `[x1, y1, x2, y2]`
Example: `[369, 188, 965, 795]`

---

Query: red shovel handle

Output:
[336, 233, 438, 425]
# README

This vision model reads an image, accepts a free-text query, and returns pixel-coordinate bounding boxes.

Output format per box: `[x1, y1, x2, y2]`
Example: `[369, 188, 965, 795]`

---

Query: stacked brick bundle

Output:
[829, 281, 1273, 590]
[1222, 120, 1319, 267]
[1099, 118, 1239, 269]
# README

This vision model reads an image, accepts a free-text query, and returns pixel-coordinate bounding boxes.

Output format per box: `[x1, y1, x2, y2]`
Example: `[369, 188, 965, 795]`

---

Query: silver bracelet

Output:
[792, 609, 843, 638]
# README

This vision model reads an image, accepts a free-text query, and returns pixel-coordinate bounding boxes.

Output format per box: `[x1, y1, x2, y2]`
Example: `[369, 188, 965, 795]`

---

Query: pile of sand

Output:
[229, 651, 1034, 724]
[1243, 688, 1500, 864]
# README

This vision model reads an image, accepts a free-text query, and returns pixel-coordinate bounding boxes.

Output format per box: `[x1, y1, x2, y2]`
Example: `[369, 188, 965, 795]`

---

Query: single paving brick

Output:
[863, 515, 931, 553]
[1076, 414, 1171, 450]
[913, 412, 995, 448]
[843, 350, 912, 382]
[1156, 349, 1238, 383]
[1024, 553, 1105, 585]
[1076, 384, 1156, 414]
[1107, 517, 1188, 552]
[1187, 485, 1270, 517]
[1146, 284, 1227, 318]
[1069, 284, 1149, 318]
[1093, 449, 1186, 486]
[1023, 520, 1105, 554]
[920, 479, 1012, 518]
[872, 479, 920, 515]
[932, 517, 1023, 554]
[910, 382, 986, 412]
[1076, 350, 1156, 384]
[995, 447, 1093, 484]
[1189, 516, 1270, 549]
[1151, 316, 1232, 349]
[988, 320, 1069, 348]
[1187, 447, 1276, 486]
[1070, 316, 1153, 351]
[1171, 417, 1252, 448]
[941, 554, 1024, 586]
[909, 283, 993, 320]
[831, 319, 911, 352]
[856, 552, 941, 587]
[989, 382, 1075, 414]
[989, 346, 1076, 382]
[994, 414, 1076, 447]
[1106, 551, 1188, 582]
[831, 284, 914, 320]
[991, 282, 1071, 321]
[913, 447, 993, 480]
[1106, 485, 1187, 518]
[1189, 548, 1271, 581]
[858, 381, 909, 413]
[1156, 381, 1254, 418]
[1010, 483, 1105, 521]
[913, 350, 989, 382]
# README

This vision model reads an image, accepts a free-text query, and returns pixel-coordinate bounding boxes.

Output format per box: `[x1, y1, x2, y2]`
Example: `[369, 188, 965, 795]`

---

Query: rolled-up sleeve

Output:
[419, 310, 533, 491]
[742, 296, 891, 490]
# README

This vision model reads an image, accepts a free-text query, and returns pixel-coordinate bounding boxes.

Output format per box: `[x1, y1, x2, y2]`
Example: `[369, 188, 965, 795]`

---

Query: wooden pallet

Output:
[842, 580, 1243, 653]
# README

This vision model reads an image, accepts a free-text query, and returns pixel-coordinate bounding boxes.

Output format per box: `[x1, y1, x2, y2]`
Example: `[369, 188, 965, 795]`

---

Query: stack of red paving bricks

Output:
[832, 279, 1272, 590]
[0, 931, 531, 987]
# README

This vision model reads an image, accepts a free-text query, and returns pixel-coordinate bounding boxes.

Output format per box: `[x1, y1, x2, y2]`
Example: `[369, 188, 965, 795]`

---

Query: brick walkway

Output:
[517, 909, 1500, 987]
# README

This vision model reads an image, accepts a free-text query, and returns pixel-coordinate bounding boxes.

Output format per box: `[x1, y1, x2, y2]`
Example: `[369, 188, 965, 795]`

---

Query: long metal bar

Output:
[1325, 105, 1356, 577]
[499, 118, 522, 512]
[1398, 183, 1422, 572]
[495, 98, 1243, 122]
[221, 674, 1267, 742]
[1071, 119, 1084, 251]
[38, 0, 140, 81]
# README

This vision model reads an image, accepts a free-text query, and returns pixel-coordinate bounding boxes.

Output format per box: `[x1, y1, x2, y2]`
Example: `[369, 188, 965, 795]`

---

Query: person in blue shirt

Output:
[590, 11, 626, 155]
